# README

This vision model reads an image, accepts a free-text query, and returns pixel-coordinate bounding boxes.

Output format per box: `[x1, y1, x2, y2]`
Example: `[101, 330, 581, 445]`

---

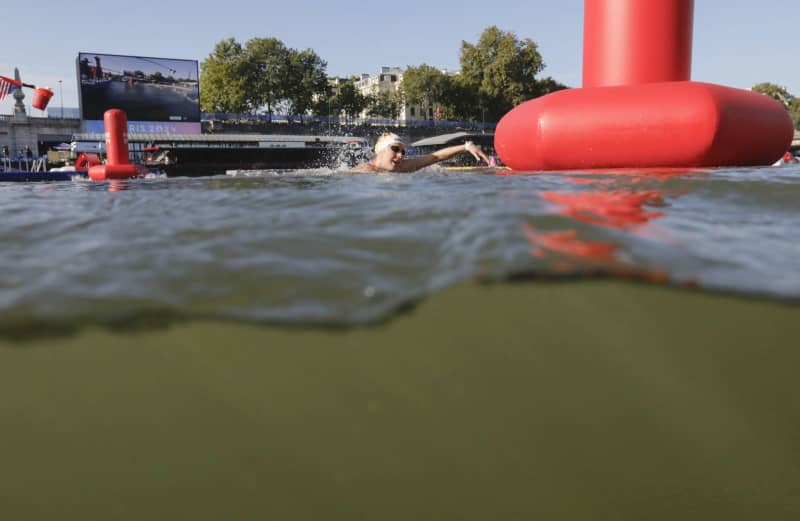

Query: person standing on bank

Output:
[352, 133, 493, 173]
[24, 145, 33, 162]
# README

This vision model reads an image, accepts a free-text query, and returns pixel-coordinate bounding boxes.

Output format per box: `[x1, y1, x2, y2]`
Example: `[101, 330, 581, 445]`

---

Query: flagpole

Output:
[0, 75, 37, 90]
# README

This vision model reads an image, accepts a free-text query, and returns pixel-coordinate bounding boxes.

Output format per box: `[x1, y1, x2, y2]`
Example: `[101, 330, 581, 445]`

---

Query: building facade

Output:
[353, 66, 444, 124]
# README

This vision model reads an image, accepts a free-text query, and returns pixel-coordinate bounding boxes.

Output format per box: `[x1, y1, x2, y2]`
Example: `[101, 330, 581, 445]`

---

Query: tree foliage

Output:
[752, 82, 800, 130]
[200, 26, 571, 123]
[752, 82, 792, 106]
[534, 76, 569, 97]
[368, 90, 401, 119]
[400, 64, 453, 107]
[244, 37, 290, 117]
[200, 36, 328, 118]
[399, 27, 568, 123]
[459, 26, 547, 121]
[338, 79, 369, 121]
[200, 38, 250, 113]
[284, 49, 329, 122]
[789, 98, 800, 130]
[311, 90, 336, 117]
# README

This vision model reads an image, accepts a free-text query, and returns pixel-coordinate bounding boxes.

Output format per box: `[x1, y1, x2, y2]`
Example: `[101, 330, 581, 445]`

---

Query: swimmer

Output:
[352, 133, 493, 173]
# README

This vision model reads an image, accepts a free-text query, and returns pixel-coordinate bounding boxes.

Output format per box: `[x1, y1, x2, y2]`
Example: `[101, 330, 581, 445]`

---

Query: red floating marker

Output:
[88, 109, 149, 181]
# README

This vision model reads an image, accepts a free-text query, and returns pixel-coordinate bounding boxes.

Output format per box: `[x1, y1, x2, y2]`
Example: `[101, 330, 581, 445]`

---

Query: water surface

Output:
[2, 164, 800, 520]
[0, 163, 798, 337]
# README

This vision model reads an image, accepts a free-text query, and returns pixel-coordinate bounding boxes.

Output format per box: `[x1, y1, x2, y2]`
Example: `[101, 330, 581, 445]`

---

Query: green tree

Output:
[400, 64, 467, 121]
[752, 82, 792, 107]
[788, 97, 800, 130]
[400, 64, 453, 108]
[310, 86, 335, 117]
[534, 76, 570, 96]
[199, 38, 250, 113]
[284, 49, 329, 123]
[459, 26, 546, 121]
[338, 79, 369, 122]
[440, 76, 482, 122]
[244, 37, 291, 118]
[752, 82, 800, 130]
[368, 90, 401, 119]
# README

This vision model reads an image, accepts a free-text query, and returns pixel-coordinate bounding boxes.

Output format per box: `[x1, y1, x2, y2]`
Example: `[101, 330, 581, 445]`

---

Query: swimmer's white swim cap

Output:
[374, 133, 406, 153]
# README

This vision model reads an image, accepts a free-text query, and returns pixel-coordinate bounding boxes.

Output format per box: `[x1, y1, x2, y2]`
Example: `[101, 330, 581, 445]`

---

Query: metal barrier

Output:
[0, 157, 47, 172]
[30, 157, 47, 172]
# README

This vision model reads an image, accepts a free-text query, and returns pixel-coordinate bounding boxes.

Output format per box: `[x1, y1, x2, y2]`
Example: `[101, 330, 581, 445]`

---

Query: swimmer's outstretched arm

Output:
[397, 141, 492, 172]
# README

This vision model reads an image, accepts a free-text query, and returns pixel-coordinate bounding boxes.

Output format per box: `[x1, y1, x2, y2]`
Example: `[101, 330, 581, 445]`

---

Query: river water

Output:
[2, 163, 800, 520]
[0, 163, 798, 337]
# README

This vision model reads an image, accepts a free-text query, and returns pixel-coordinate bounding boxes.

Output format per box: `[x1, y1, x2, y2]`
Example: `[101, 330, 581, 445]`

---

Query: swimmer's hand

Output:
[464, 141, 492, 165]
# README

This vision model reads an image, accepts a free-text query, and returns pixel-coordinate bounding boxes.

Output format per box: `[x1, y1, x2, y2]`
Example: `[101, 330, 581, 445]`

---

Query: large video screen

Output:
[77, 52, 200, 134]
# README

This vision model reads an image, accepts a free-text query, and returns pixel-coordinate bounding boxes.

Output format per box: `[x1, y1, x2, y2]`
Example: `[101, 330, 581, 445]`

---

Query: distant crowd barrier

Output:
[0, 156, 47, 172]
[200, 112, 496, 130]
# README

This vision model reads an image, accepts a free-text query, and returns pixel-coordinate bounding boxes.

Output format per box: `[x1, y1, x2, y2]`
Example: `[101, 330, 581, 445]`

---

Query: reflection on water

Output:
[540, 190, 666, 228]
[519, 171, 691, 282]
[524, 225, 620, 265]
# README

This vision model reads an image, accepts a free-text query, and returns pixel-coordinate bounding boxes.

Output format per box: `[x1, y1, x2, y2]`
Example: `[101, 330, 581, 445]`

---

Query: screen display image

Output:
[78, 52, 200, 132]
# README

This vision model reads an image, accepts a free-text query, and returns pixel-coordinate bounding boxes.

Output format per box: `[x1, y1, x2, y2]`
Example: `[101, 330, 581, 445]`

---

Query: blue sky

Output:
[3, 0, 798, 114]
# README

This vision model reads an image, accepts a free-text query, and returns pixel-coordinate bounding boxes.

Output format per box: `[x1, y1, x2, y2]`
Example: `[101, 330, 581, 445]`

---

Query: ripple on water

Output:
[0, 165, 798, 335]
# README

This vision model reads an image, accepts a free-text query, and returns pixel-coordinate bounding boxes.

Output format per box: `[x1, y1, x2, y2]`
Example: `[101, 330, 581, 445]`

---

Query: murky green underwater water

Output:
[1, 165, 799, 519]
[2, 281, 799, 520]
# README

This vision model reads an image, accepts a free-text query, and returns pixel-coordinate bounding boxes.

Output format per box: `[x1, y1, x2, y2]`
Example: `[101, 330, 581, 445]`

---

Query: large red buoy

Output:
[88, 109, 148, 181]
[494, 0, 794, 171]
[496, 81, 792, 171]
[583, 0, 694, 87]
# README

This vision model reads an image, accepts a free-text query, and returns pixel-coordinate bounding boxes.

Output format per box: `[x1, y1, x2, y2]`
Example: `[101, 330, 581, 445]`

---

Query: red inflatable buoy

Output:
[88, 109, 149, 181]
[494, 0, 794, 171]
[582, 0, 694, 88]
[495, 81, 793, 171]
